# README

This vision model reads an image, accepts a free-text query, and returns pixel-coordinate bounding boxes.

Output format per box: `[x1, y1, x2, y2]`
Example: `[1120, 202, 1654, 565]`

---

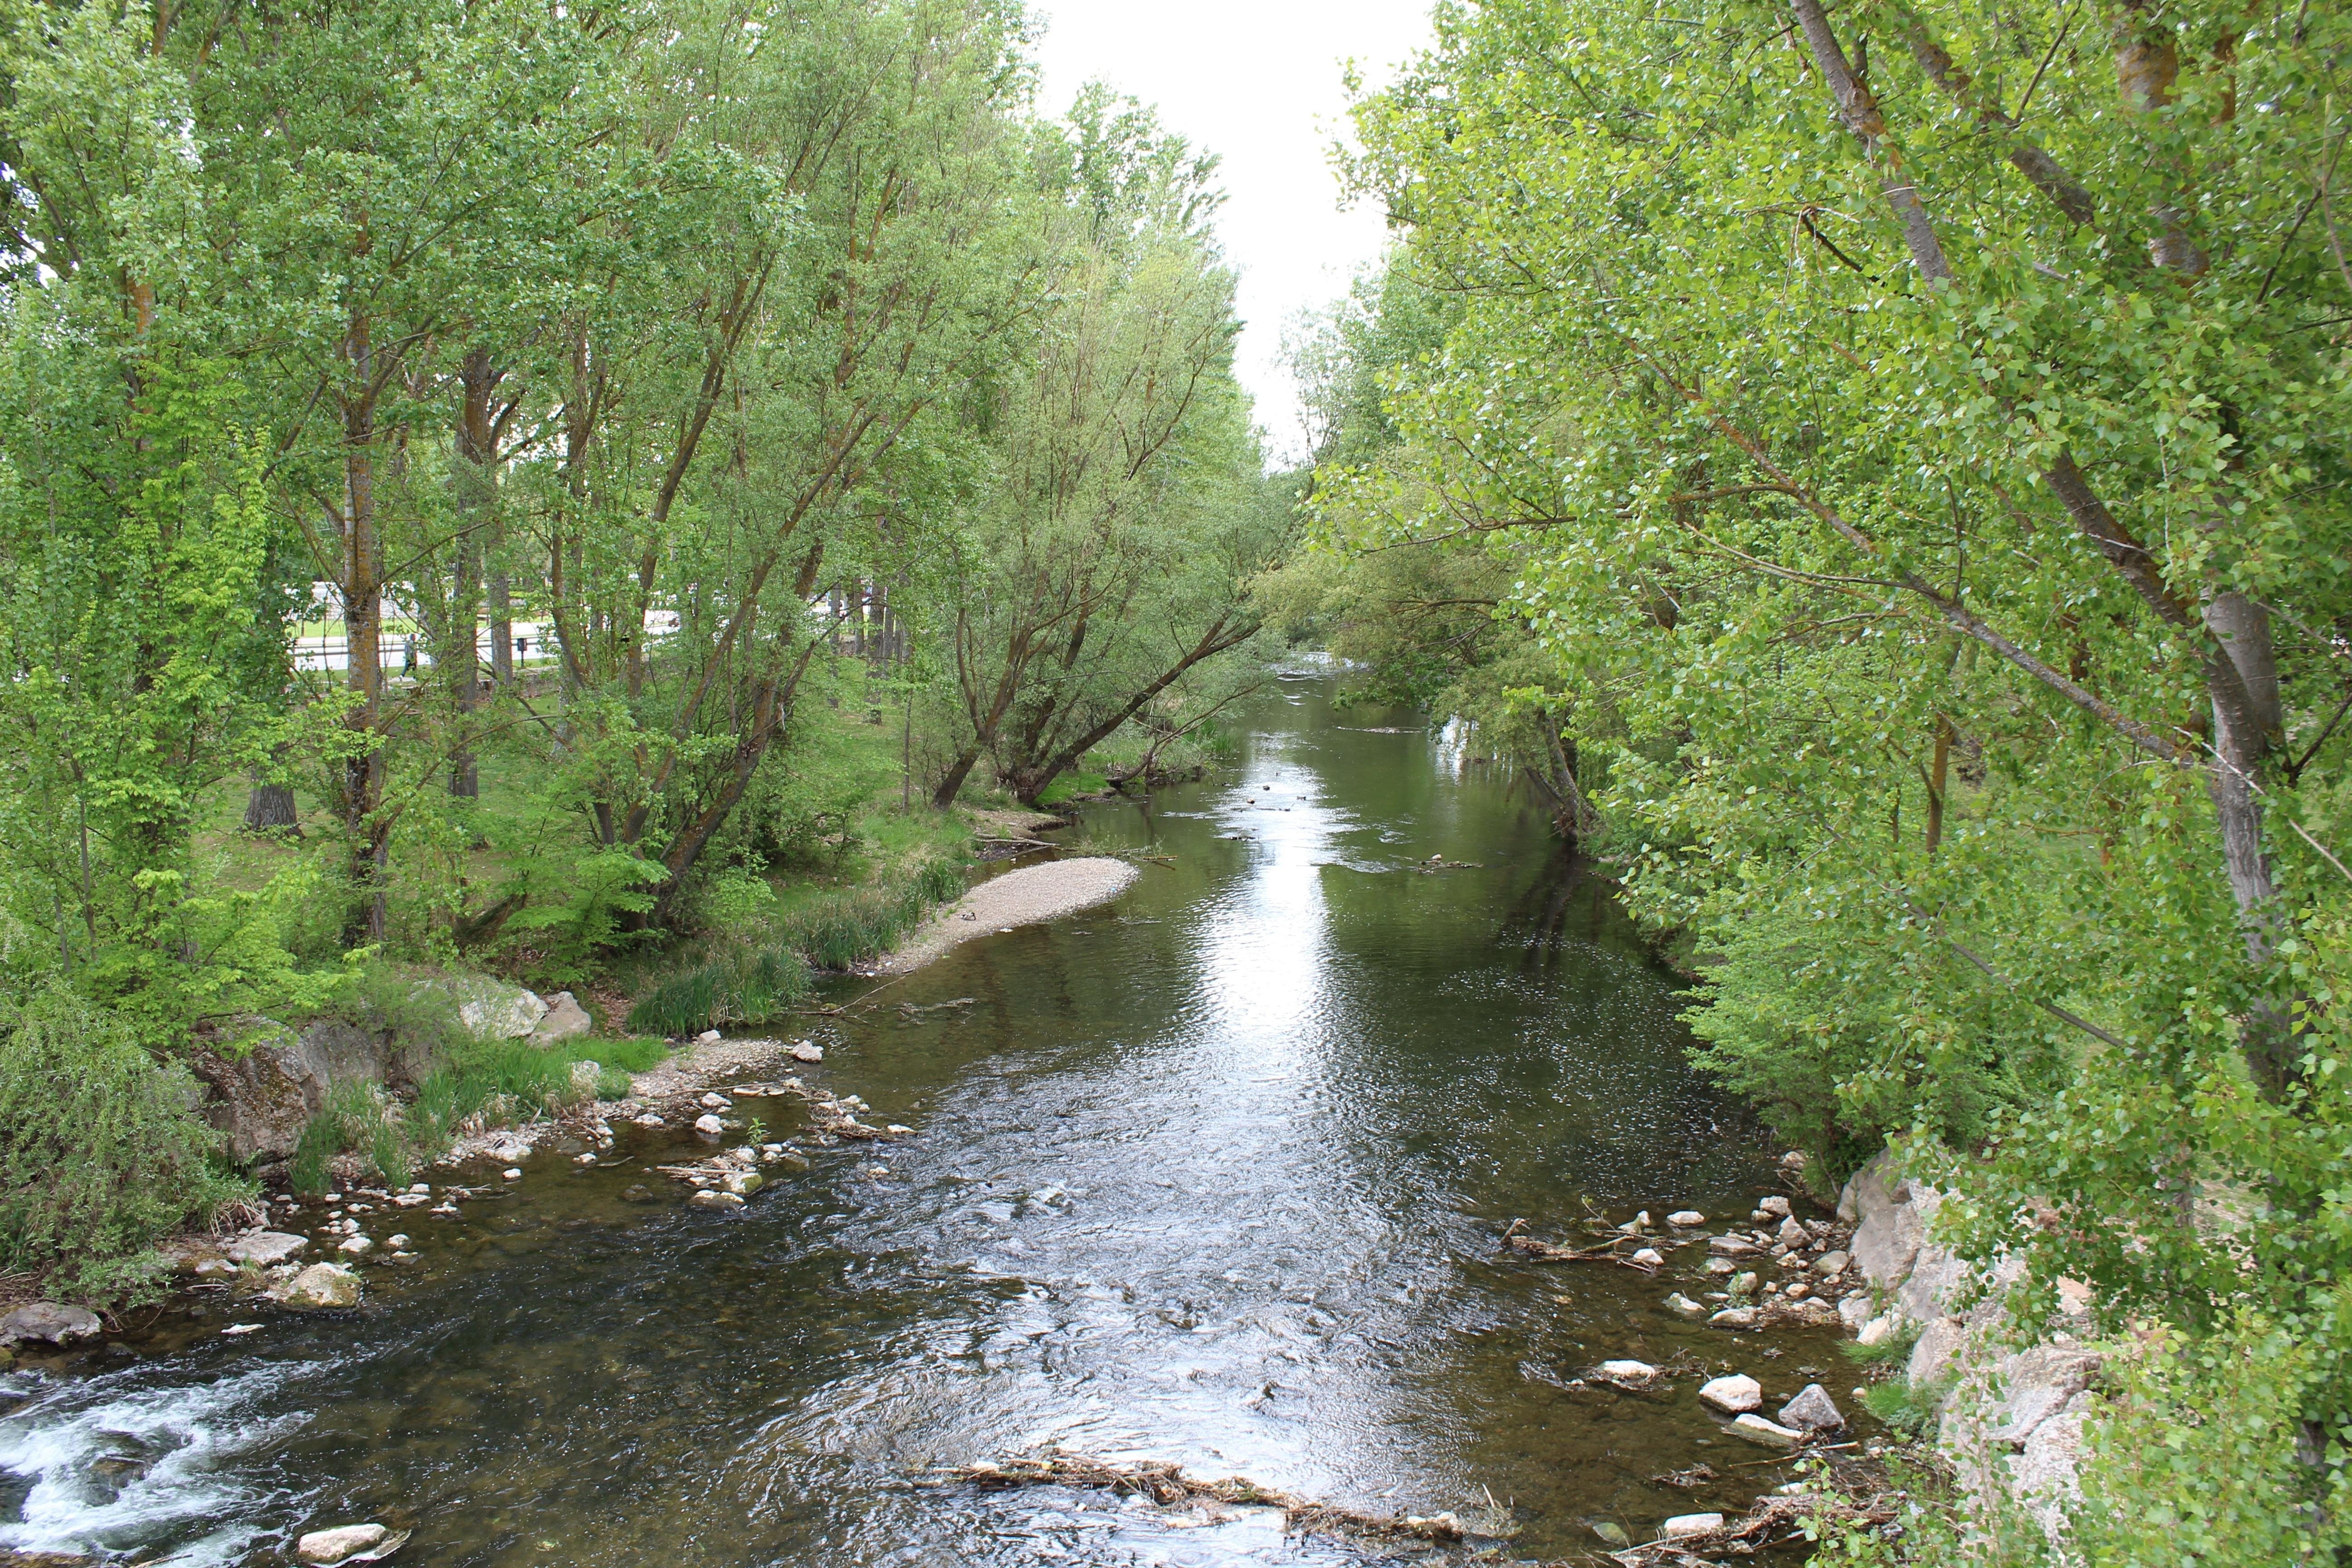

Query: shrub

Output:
[0, 985, 250, 1299]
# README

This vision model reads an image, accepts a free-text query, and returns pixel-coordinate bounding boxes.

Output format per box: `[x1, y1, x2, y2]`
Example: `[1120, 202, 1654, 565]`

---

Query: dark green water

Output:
[0, 673, 1844, 1566]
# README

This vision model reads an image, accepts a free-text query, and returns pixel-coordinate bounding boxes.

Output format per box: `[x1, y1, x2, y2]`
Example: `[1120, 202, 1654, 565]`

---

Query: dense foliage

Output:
[0, 0, 1272, 1284]
[1287, 0, 2352, 1553]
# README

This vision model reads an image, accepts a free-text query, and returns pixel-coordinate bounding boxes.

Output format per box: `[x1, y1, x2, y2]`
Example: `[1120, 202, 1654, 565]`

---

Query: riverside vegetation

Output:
[1267, 0, 2352, 1558]
[0, 0, 2346, 1561]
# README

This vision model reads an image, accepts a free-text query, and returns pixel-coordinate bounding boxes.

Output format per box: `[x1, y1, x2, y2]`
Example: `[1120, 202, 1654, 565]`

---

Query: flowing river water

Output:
[0, 672, 1854, 1567]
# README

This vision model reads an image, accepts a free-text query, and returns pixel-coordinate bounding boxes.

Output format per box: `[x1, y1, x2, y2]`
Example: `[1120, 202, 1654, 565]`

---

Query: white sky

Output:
[1028, 0, 1435, 466]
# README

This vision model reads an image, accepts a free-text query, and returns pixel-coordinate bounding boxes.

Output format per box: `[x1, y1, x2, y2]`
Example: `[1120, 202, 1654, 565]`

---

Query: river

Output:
[0, 671, 1843, 1566]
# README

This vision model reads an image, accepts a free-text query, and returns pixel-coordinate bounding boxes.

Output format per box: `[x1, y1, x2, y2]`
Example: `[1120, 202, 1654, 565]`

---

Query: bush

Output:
[0, 985, 250, 1299]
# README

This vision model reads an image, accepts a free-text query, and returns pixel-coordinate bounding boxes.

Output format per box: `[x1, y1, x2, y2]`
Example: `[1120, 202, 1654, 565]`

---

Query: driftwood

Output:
[934, 1454, 1469, 1544]
[1501, 1218, 1660, 1274]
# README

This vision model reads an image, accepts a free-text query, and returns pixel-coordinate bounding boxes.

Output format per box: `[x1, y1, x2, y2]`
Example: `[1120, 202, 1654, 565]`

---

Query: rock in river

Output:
[1666, 1210, 1706, 1226]
[1779, 1383, 1845, 1432]
[224, 1231, 309, 1267]
[1662, 1513, 1725, 1539]
[690, 1190, 744, 1210]
[275, 1264, 363, 1309]
[1708, 1235, 1760, 1257]
[1699, 1374, 1762, 1413]
[296, 1523, 395, 1563]
[694, 1113, 725, 1135]
[0, 1302, 102, 1347]
[1664, 1292, 1705, 1318]
[1709, 1307, 1759, 1328]
[1731, 1412, 1806, 1449]
[1759, 1195, 1792, 1219]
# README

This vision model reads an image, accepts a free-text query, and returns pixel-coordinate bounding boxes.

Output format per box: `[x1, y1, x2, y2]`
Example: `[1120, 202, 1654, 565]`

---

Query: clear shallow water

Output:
[0, 675, 1844, 1566]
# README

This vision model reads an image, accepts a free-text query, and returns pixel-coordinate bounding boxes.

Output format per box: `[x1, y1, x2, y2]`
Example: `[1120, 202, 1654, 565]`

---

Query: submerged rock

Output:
[690, 1190, 744, 1209]
[1664, 1292, 1705, 1318]
[621, 1184, 657, 1204]
[1590, 1520, 1632, 1547]
[1699, 1374, 1761, 1413]
[0, 1302, 102, 1347]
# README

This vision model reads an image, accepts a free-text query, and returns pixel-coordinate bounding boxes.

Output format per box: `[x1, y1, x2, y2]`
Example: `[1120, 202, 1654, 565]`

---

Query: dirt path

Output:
[874, 857, 1140, 974]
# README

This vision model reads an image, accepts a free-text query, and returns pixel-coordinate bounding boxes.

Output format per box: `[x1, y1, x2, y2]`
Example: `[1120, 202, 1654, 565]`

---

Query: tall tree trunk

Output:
[1925, 715, 1952, 855]
[448, 348, 495, 798]
[340, 327, 387, 941]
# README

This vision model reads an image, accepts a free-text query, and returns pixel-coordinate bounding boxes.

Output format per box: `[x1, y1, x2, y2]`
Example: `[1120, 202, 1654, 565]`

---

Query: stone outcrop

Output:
[1840, 1148, 2106, 1552]
[190, 1019, 434, 1162]
[0, 1302, 102, 1347]
[530, 990, 592, 1045]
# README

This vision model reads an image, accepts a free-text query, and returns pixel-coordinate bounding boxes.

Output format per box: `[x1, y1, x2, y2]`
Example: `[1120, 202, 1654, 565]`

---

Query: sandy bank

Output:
[874, 857, 1140, 975]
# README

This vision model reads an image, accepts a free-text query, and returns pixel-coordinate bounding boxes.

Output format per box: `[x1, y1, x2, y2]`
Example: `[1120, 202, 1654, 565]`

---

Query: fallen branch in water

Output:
[1610, 1492, 1896, 1564]
[933, 1454, 1469, 1544]
[1501, 1218, 1659, 1273]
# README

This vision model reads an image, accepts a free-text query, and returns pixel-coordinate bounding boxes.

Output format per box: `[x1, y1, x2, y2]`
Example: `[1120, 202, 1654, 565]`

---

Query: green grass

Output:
[1033, 768, 1111, 808]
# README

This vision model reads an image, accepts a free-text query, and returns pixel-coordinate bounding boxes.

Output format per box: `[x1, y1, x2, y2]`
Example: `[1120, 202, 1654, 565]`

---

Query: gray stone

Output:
[1838, 1293, 1872, 1330]
[1730, 1413, 1804, 1448]
[296, 1524, 388, 1563]
[789, 1042, 823, 1062]
[1698, 1374, 1761, 1413]
[1777, 1215, 1809, 1246]
[1759, 1195, 1792, 1219]
[1597, 1359, 1657, 1384]
[224, 1231, 308, 1267]
[1815, 1250, 1852, 1276]
[1708, 1235, 1761, 1256]
[1666, 1210, 1705, 1226]
[1709, 1307, 1759, 1328]
[2008, 1397, 2092, 1539]
[1664, 1292, 1705, 1318]
[0, 1302, 102, 1346]
[1779, 1383, 1845, 1431]
[689, 1189, 744, 1209]
[530, 990, 592, 1045]
[450, 978, 547, 1041]
[1984, 1346, 2102, 1446]
[1908, 1315, 1968, 1387]
[1730, 1271, 1759, 1296]
[276, 1263, 363, 1309]
[694, 1113, 725, 1135]
[1857, 1315, 1897, 1347]
[190, 1019, 420, 1163]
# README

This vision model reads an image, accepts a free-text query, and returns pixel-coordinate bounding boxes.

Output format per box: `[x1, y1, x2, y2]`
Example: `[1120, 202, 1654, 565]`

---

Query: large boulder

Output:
[447, 977, 546, 1041]
[223, 1232, 309, 1267]
[189, 1019, 424, 1162]
[530, 990, 592, 1045]
[0, 1302, 102, 1347]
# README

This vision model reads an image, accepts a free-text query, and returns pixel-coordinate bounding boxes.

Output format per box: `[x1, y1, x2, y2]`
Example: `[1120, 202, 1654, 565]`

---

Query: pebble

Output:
[386, 1235, 409, 1249]
[1705, 1258, 1737, 1275]
[1710, 1307, 1760, 1328]
[1631, 1247, 1664, 1267]
[502, 1168, 523, 1181]
[789, 1042, 823, 1062]
[621, 1184, 656, 1204]
[1777, 1215, 1808, 1246]
[886, 1123, 914, 1135]
[694, 1114, 725, 1135]
[1857, 1316, 1896, 1347]
[635, 1113, 664, 1127]
[1662, 1513, 1725, 1539]
[337, 1235, 372, 1256]
[1666, 1210, 1705, 1226]
[1597, 1358, 1657, 1382]
[575, 1152, 598, 1165]
[1698, 1374, 1761, 1413]
[700, 1092, 730, 1109]
[408, 1183, 431, 1195]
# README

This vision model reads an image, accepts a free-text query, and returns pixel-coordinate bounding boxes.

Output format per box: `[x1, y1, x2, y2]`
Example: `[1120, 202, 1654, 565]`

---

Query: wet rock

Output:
[1699, 1374, 1761, 1413]
[501, 1168, 523, 1181]
[1780, 1384, 1845, 1431]
[295, 1524, 387, 1563]
[275, 1264, 363, 1309]
[1708, 1235, 1760, 1256]
[1666, 1210, 1705, 1226]
[1662, 1513, 1725, 1539]
[337, 1235, 373, 1256]
[1631, 1247, 1664, 1267]
[1597, 1359, 1658, 1384]
[1617, 1210, 1652, 1234]
[530, 990, 592, 1045]
[1664, 1293, 1705, 1318]
[621, 1184, 657, 1204]
[690, 1190, 744, 1210]
[1591, 1520, 1632, 1547]
[1777, 1215, 1809, 1247]
[699, 1092, 730, 1109]
[1729, 1271, 1759, 1296]
[1705, 1258, 1737, 1275]
[1815, 1250, 1851, 1276]
[635, 1113, 664, 1127]
[722, 1171, 763, 1197]
[694, 1114, 725, 1135]
[0, 1302, 102, 1347]
[766, 1149, 812, 1173]
[789, 1042, 823, 1063]
[224, 1231, 308, 1267]
[1759, 1195, 1792, 1219]
[1709, 1307, 1759, 1328]
[1730, 1413, 1805, 1449]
